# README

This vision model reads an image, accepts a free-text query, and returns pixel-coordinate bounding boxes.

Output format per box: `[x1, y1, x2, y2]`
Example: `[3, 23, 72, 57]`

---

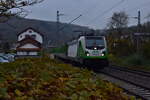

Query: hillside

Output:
[0, 17, 90, 46]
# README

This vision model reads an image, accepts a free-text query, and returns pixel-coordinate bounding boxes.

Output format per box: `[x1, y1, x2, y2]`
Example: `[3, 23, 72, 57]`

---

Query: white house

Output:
[16, 27, 44, 56]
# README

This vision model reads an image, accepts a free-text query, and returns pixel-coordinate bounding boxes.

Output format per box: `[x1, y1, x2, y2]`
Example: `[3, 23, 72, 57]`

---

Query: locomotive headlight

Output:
[101, 51, 106, 56]
[94, 47, 97, 50]
[101, 53, 105, 56]
[85, 51, 90, 56]
[87, 53, 90, 56]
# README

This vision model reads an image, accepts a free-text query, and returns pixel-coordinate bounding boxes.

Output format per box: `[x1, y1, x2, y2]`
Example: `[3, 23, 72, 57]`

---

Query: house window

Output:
[29, 30, 32, 33]
[27, 51, 30, 55]
[31, 35, 36, 39]
[25, 35, 30, 38]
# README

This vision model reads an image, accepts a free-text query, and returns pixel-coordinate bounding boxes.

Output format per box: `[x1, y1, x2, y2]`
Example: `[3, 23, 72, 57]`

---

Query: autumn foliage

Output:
[0, 57, 134, 100]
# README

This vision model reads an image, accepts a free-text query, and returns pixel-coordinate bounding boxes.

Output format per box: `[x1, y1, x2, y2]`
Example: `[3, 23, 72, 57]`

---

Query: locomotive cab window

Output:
[85, 37, 105, 50]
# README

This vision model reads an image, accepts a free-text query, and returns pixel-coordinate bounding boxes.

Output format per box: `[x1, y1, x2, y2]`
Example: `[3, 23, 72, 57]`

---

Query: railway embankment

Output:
[109, 54, 150, 72]
[0, 57, 136, 100]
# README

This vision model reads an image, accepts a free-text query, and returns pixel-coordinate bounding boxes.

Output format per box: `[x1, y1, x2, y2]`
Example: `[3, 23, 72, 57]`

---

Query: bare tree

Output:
[107, 11, 129, 39]
[145, 13, 150, 23]
[0, 0, 44, 22]
[108, 11, 128, 29]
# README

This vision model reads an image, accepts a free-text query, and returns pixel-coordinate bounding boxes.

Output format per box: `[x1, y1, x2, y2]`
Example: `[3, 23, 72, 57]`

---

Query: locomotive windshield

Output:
[85, 37, 105, 49]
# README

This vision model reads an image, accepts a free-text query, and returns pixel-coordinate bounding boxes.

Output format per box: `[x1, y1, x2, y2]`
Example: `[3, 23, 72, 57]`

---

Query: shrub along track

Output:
[99, 66, 150, 100]
[0, 57, 136, 100]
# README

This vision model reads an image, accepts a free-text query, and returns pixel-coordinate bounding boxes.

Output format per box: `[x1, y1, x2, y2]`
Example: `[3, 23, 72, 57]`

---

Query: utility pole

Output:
[130, 10, 141, 53]
[57, 11, 60, 35]
[56, 11, 64, 34]
[138, 10, 141, 31]
[131, 10, 141, 31]
[137, 11, 141, 53]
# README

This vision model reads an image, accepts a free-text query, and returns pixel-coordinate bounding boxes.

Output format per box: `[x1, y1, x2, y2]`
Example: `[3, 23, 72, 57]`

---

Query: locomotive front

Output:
[80, 36, 109, 67]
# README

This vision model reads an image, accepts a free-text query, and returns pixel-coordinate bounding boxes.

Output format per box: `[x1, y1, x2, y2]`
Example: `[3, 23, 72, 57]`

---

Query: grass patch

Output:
[49, 45, 67, 54]
[0, 57, 135, 100]
[109, 53, 150, 71]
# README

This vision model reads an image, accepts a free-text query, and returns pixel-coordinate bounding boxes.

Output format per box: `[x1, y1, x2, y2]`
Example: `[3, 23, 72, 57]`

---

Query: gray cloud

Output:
[25, 0, 150, 29]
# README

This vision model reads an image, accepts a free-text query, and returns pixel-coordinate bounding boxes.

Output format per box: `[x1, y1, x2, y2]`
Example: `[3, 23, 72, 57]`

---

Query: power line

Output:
[125, 1, 150, 13]
[81, 0, 150, 28]
[80, 2, 104, 16]
[58, 15, 82, 32]
[61, 2, 103, 26]
[56, 2, 100, 32]
[56, 0, 125, 30]
[85, 0, 125, 26]
[125, 1, 150, 26]
[87, 0, 125, 25]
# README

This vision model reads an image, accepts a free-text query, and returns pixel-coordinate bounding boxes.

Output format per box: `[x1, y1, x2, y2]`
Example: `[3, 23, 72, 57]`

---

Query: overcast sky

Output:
[25, 0, 150, 29]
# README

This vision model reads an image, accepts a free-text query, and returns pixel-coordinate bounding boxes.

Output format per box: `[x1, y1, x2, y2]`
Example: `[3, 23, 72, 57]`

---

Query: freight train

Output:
[66, 35, 109, 69]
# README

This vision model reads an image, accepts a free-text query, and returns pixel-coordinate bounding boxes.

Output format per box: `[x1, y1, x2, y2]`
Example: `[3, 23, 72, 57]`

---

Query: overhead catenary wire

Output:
[58, 0, 122, 30]
[80, 2, 102, 16]
[81, 0, 150, 29]
[125, 1, 150, 13]
[58, 14, 82, 32]
[57, 2, 101, 32]
[122, 1, 150, 26]
[60, 0, 150, 30]
[85, 0, 125, 26]
[58, 1, 104, 31]
[58, 0, 126, 30]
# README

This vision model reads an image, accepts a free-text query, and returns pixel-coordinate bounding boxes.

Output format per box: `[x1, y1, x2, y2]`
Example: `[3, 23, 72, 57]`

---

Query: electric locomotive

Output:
[67, 35, 109, 68]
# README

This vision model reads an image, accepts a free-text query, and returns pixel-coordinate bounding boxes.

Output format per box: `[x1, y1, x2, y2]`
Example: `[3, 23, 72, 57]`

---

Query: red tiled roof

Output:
[17, 37, 42, 48]
[17, 27, 44, 37]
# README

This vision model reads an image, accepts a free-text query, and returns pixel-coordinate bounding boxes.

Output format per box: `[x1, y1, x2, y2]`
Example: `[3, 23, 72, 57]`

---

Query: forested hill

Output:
[0, 17, 90, 46]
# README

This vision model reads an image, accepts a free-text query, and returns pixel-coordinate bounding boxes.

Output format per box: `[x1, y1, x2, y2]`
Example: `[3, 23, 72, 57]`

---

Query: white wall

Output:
[17, 51, 38, 56]
[17, 43, 39, 56]
[17, 52, 27, 56]
[29, 52, 38, 55]
[18, 29, 43, 44]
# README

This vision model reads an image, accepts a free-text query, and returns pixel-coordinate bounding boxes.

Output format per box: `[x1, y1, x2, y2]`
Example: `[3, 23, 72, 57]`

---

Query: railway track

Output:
[109, 66, 150, 77]
[54, 54, 150, 100]
[99, 66, 150, 100]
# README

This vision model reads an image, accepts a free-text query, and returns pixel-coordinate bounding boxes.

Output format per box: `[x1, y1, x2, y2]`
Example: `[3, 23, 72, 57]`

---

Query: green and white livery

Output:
[67, 36, 109, 68]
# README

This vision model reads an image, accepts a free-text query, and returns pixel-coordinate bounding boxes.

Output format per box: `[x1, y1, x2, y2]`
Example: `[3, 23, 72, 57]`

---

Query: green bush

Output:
[50, 45, 68, 54]
[126, 54, 142, 65]
[123, 54, 148, 66]
[108, 54, 123, 65]
[108, 39, 135, 57]
[141, 41, 150, 58]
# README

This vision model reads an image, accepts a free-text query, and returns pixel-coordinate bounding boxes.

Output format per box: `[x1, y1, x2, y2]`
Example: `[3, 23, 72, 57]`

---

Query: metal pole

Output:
[130, 11, 141, 53]
[57, 11, 60, 35]
[138, 11, 141, 28]
[137, 10, 141, 53]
